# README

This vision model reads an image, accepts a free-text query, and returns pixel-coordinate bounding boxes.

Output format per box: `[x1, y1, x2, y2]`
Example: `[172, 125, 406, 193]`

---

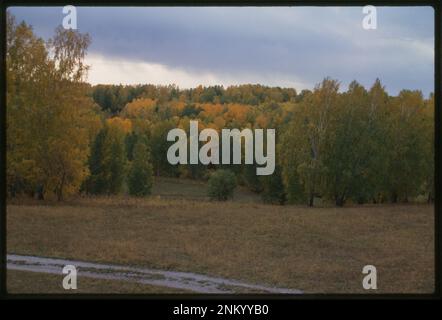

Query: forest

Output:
[6, 14, 435, 207]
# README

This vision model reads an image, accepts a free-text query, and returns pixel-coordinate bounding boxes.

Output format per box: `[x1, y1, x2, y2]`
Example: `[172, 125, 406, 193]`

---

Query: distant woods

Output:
[91, 83, 298, 116]
[6, 13, 434, 206]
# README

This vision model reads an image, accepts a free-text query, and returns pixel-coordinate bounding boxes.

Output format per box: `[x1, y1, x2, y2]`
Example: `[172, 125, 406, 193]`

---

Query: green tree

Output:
[385, 90, 427, 202]
[86, 125, 127, 195]
[128, 137, 154, 196]
[243, 164, 263, 193]
[280, 78, 339, 206]
[150, 120, 180, 177]
[85, 129, 107, 194]
[322, 81, 371, 206]
[260, 166, 286, 204]
[422, 94, 434, 203]
[108, 134, 126, 194]
[207, 170, 237, 201]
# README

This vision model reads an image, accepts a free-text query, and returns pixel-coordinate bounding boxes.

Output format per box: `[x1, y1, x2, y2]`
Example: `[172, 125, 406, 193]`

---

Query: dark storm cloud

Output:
[9, 6, 434, 95]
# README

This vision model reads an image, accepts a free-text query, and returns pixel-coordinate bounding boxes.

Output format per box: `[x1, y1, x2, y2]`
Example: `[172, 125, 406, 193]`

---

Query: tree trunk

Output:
[36, 185, 44, 200]
[335, 196, 345, 207]
[391, 192, 398, 203]
[57, 173, 66, 201]
[308, 194, 314, 207]
[57, 189, 63, 201]
[428, 192, 433, 203]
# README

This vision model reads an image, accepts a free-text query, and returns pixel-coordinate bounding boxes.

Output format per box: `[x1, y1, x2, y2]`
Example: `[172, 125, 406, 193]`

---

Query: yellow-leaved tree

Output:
[7, 12, 100, 200]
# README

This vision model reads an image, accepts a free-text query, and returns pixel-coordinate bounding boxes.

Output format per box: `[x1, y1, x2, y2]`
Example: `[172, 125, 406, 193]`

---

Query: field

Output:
[7, 178, 435, 294]
[7, 270, 189, 294]
[151, 177, 261, 203]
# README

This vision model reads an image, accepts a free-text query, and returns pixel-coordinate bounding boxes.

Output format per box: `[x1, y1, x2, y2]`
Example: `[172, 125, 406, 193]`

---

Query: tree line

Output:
[91, 83, 298, 116]
[6, 13, 434, 206]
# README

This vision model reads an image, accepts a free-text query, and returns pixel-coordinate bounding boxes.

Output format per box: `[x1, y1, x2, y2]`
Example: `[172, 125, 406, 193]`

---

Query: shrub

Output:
[207, 170, 237, 201]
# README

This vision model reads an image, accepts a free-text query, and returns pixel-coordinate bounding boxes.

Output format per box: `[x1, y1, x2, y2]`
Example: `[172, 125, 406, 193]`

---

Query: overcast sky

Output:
[9, 6, 434, 96]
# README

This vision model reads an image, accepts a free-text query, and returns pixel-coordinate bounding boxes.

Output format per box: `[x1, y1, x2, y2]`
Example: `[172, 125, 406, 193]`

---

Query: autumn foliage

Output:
[6, 12, 434, 206]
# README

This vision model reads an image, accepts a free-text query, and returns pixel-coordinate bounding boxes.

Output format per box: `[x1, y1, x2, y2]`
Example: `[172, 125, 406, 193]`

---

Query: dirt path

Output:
[7, 254, 302, 294]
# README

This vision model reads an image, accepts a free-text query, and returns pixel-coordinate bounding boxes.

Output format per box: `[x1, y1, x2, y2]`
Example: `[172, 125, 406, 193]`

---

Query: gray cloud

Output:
[9, 6, 434, 95]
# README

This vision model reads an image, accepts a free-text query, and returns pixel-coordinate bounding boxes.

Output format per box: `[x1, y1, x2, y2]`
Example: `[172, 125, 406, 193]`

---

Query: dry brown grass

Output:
[7, 197, 434, 294]
[7, 270, 189, 294]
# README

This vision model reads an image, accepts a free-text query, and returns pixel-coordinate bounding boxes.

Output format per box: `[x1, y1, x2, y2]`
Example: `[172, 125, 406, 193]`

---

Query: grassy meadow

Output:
[7, 178, 434, 294]
[7, 270, 189, 294]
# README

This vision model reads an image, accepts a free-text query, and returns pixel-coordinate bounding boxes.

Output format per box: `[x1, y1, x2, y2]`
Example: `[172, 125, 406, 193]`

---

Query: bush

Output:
[207, 170, 237, 201]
